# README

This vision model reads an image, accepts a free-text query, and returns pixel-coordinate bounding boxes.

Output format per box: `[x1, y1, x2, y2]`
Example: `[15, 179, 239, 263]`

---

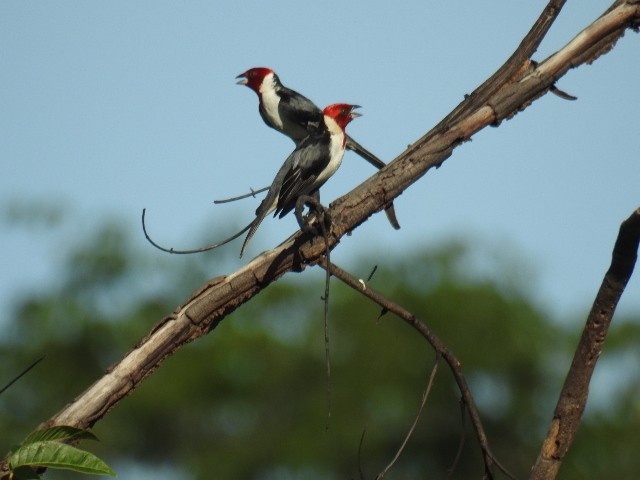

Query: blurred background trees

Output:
[1, 203, 638, 479]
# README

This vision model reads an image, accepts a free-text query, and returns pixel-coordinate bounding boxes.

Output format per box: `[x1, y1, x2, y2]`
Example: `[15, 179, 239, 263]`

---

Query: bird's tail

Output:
[239, 216, 267, 258]
[345, 135, 386, 170]
[344, 136, 401, 230]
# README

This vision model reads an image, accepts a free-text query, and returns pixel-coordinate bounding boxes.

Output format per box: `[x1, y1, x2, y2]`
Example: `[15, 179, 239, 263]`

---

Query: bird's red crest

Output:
[322, 103, 361, 130]
[236, 67, 274, 92]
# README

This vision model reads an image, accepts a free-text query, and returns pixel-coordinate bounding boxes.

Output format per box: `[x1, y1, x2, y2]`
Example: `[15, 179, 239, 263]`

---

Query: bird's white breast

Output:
[259, 74, 283, 130]
[315, 115, 345, 185]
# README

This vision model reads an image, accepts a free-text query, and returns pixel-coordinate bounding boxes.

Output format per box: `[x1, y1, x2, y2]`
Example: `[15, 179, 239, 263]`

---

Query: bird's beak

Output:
[350, 105, 362, 118]
[235, 73, 248, 86]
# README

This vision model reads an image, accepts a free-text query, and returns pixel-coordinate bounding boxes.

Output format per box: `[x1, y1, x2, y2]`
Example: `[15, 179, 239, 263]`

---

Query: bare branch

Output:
[428, 0, 567, 136]
[320, 261, 513, 480]
[529, 208, 640, 480]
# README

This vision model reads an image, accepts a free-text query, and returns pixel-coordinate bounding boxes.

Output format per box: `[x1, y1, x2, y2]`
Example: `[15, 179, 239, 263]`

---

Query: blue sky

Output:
[1, 1, 639, 324]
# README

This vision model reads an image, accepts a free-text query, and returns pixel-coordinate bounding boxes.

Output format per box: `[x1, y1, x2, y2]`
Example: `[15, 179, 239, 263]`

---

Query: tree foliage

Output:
[1, 214, 638, 479]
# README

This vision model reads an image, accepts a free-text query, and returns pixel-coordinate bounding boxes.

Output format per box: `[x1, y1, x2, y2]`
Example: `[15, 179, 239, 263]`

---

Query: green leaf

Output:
[9, 441, 115, 476]
[23, 426, 98, 445]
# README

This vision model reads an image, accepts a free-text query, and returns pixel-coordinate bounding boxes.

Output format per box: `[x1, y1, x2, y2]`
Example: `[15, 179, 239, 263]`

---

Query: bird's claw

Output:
[295, 195, 331, 235]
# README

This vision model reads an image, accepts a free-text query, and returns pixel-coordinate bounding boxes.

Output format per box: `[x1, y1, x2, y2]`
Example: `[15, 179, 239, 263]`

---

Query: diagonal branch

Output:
[1, 2, 637, 472]
[325, 1, 639, 247]
[529, 208, 640, 480]
[427, 0, 567, 137]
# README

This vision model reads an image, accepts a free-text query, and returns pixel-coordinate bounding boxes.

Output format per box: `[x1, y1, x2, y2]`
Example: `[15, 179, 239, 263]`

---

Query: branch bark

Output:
[529, 208, 640, 480]
[426, 0, 567, 136]
[1, 0, 638, 474]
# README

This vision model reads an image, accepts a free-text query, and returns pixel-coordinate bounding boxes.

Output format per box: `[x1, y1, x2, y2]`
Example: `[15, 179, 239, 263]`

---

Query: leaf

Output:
[9, 441, 115, 476]
[23, 426, 98, 445]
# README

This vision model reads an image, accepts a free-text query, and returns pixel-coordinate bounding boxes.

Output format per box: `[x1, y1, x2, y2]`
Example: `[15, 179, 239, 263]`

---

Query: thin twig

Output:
[366, 265, 378, 282]
[320, 212, 332, 430]
[0, 357, 45, 395]
[213, 186, 269, 204]
[320, 260, 516, 480]
[447, 399, 468, 479]
[376, 356, 440, 479]
[294, 194, 334, 428]
[358, 429, 367, 480]
[141, 208, 253, 255]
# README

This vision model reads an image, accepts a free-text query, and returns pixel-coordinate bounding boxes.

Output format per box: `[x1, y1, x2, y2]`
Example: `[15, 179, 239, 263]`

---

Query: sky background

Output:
[1, 1, 638, 327]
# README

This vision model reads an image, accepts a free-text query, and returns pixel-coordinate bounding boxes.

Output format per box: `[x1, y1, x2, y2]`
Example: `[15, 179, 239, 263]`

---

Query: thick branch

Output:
[0, 1, 635, 467]
[529, 208, 640, 480]
[428, 0, 567, 136]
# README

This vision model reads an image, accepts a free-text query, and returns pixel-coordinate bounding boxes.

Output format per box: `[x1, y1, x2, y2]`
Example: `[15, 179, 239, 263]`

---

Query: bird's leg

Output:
[294, 192, 331, 235]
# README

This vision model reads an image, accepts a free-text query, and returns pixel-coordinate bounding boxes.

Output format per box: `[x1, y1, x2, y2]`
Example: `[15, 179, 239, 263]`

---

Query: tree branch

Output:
[427, 0, 567, 136]
[319, 261, 513, 480]
[529, 208, 640, 480]
[2, 1, 637, 473]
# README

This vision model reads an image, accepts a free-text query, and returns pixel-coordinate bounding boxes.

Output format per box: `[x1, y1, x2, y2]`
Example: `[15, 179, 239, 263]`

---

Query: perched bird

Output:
[236, 67, 400, 230]
[239, 103, 360, 256]
[142, 103, 361, 257]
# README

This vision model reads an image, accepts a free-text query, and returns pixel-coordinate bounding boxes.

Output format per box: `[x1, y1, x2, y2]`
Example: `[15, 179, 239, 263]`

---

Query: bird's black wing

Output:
[240, 130, 330, 256]
[275, 131, 332, 218]
[278, 86, 323, 132]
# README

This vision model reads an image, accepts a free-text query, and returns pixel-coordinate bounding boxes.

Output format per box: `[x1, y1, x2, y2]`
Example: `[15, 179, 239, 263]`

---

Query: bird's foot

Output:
[295, 195, 331, 236]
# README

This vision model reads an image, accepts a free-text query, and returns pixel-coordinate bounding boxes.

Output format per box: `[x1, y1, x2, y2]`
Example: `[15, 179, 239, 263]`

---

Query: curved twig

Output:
[320, 260, 515, 480]
[358, 429, 368, 480]
[376, 356, 440, 479]
[447, 399, 468, 479]
[141, 208, 253, 255]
